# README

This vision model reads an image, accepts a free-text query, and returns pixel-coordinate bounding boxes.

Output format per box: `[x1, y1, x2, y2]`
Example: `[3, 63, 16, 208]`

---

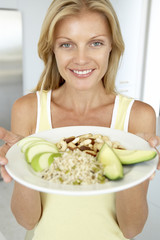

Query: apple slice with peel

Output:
[25, 142, 59, 163]
[18, 136, 45, 148]
[97, 143, 123, 180]
[113, 149, 157, 165]
[31, 152, 61, 172]
[21, 140, 48, 153]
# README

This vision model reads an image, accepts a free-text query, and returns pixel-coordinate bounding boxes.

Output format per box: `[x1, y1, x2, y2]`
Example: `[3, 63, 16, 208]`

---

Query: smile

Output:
[72, 69, 92, 75]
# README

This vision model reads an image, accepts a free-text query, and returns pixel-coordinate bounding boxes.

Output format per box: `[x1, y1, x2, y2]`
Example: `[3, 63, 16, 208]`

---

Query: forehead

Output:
[54, 11, 111, 39]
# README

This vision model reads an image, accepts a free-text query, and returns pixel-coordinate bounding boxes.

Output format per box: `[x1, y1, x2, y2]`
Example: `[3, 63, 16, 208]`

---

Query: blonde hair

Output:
[35, 0, 124, 93]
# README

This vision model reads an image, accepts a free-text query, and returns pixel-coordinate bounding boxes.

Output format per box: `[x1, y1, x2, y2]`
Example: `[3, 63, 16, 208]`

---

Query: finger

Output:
[136, 133, 154, 141]
[0, 166, 12, 183]
[148, 136, 160, 148]
[0, 143, 10, 159]
[136, 133, 159, 147]
[157, 159, 160, 170]
[0, 127, 22, 147]
[136, 133, 160, 170]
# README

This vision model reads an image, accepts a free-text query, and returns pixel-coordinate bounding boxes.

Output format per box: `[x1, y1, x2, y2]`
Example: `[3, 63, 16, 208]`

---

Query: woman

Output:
[0, 0, 159, 239]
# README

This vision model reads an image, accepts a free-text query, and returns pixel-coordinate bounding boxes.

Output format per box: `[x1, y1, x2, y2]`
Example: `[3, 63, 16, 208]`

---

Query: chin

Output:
[71, 80, 99, 91]
[73, 84, 96, 91]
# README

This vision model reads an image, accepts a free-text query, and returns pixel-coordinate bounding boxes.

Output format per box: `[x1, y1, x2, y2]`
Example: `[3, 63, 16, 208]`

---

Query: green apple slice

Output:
[21, 140, 48, 153]
[31, 152, 61, 172]
[18, 137, 45, 148]
[25, 142, 59, 163]
[113, 149, 157, 165]
[97, 143, 123, 180]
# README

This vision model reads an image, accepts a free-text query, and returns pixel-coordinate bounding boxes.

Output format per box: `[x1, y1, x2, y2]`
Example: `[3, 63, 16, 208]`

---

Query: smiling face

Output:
[53, 11, 112, 91]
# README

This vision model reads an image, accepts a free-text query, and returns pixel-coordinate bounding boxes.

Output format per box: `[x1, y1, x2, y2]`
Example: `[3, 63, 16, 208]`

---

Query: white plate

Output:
[5, 126, 158, 196]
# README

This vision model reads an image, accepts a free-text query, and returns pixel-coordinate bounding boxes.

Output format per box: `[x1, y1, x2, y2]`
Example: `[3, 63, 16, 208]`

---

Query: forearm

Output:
[11, 182, 42, 230]
[116, 180, 149, 239]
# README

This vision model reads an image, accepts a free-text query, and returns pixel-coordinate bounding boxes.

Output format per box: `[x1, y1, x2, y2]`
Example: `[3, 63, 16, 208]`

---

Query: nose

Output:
[73, 46, 90, 66]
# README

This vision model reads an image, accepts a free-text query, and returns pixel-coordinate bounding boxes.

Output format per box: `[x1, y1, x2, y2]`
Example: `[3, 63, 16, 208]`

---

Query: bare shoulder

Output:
[11, 93, 37, 136]
[12, 93, 37, 110]
[129, 100, 156, 134]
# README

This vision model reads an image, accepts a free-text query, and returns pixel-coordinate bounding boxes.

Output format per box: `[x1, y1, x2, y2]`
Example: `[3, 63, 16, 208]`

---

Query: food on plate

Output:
[25, 141, 58, 163]
[31, 152, 61, 172]
[113, 149, 157, 165]
[18, 136, 45, 148]
[97, 143, 123, 180]
[59, 133, 157, 165]
[17, 134, 157, 185]
[41, 149, 106, 185]
[18, 137, 59, 171]
[57, 133, 125, 156]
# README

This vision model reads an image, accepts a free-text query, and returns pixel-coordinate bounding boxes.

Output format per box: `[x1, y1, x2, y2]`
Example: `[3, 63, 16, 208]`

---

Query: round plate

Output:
[5, 126, 158, 196]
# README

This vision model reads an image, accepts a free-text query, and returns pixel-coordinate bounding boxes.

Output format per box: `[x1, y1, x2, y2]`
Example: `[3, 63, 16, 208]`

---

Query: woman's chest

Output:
[50, 103, 114, 128]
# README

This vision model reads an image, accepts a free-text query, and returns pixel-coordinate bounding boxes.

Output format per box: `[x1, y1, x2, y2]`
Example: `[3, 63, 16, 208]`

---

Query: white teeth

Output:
[73, 70, 92, 75]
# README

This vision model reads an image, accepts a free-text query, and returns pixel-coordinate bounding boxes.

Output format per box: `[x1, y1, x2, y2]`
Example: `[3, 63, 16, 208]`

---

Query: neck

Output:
[58, 82, 109, 115]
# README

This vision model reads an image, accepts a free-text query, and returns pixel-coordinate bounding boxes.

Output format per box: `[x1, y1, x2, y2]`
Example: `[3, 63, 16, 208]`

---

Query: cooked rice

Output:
[40, 149, 107, 185]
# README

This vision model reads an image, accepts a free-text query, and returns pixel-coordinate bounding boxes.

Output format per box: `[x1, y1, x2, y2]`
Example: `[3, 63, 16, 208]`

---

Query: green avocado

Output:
[113, 149, 157, 165]
[97, 143, 123, 180]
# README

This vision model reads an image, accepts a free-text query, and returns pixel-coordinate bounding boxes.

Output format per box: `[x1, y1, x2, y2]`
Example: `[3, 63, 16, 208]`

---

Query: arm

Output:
[10, 93, 42, 230]
[116, 101, 156, 239]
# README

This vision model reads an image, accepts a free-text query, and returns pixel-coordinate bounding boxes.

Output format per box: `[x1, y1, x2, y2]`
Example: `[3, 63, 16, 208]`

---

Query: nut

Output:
[67, 142, 77, 150]
[79, 146, 92, 151]
[64, 137, 75, 143]
[91, 134, 102, 139]
[72, 137, 80, 144]
[93, 142, 103, 152]
[56, 140, 67, 151]
[79, 139, 92, 147]
[95, 137, 104, 143]
[84, 150, 97, 156]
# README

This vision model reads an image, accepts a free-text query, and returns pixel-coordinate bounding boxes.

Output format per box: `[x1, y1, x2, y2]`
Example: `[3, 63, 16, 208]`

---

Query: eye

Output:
[60, 43, 72, 48]
[91, 41, 103, 47]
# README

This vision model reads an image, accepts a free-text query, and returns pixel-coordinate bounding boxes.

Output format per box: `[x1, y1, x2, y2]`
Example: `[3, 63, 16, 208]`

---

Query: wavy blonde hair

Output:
[35, 0, 124, 93]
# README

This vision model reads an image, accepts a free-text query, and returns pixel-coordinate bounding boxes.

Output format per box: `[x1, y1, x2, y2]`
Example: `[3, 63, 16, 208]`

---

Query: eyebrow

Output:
[90, 35, 109, 39]
[55, 37, 72, 40]
[55, 35, 109, 40]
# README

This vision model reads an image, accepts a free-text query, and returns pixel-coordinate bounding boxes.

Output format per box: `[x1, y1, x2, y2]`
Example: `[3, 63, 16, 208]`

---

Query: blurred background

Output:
[0, 0, 160, 240]
[0, 9, 22, 144]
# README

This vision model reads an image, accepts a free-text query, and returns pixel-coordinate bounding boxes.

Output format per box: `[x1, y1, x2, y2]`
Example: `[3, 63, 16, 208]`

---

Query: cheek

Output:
[54, 54, 65, 74]
[54, 52, 71, 72]
[54, 54, 73, 81]
[98, 51, 111, 72]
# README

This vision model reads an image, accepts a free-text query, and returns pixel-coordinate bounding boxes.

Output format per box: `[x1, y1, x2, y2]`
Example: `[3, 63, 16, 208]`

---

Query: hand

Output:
[147, 136, 160, 170]
[136, 133, 160, 180]
[0, 127, 22, 182]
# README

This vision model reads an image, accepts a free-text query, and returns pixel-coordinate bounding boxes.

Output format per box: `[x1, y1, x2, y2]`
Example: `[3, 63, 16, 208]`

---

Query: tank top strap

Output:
[111, 94, 134, 132]
[35, 90, 52, 133]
